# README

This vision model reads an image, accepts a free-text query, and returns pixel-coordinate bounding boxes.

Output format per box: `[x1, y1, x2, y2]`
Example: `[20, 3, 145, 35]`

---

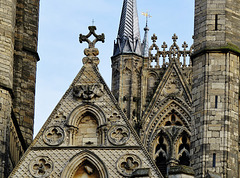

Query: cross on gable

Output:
[79, 26, 105, 49]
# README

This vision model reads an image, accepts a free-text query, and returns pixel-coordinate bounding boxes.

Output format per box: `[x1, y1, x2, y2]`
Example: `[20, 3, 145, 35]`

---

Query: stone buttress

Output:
[0, 0, 40, 177]
[191, 0, 240, 177]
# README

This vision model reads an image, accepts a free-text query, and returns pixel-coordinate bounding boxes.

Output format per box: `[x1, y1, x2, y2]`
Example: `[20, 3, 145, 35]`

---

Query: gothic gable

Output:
[9, 26, 162, 178]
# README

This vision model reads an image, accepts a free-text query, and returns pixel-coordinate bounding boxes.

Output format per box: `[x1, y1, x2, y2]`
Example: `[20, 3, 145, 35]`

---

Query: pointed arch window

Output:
[73, 160, 100, 178]
[177, 135, 190, 166]
[154, 135, 168, 177]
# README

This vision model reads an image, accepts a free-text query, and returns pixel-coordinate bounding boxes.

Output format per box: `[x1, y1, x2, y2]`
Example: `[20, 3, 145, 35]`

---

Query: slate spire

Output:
[113, 0, 141, 56]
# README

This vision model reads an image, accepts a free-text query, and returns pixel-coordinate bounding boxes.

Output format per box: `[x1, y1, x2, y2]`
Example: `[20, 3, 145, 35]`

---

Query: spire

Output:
[141, 11, 151, 57]
[113, 0, 141, 56]
[141, 25, 149, 57]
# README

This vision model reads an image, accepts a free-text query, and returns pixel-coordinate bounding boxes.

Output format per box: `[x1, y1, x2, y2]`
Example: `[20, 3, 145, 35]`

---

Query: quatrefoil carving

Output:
[117, 154, 141, 176]
[29, 156, 53, 177]
[108, 125, 130, 145]
[43, 126, 64, 146]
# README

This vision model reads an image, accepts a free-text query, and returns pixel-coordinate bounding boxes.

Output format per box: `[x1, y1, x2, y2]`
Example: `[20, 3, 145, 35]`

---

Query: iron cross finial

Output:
[79, 26, 105, 49]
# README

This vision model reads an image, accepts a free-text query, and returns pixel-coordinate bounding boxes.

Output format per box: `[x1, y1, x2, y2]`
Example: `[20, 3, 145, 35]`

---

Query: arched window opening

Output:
[154, 135, 168, 177]
[156, 153, 167, 177]
[73, 160, 100, 178]
[75, 112, 99, 146]
[178, 135, 190, 166]
[179, 152, 190, 166]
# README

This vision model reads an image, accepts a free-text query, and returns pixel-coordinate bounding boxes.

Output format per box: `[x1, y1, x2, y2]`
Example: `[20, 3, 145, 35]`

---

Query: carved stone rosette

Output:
[116, 154, 142, 176]
[29, 156, 53, 177]
[43, 126, 64, 146]
[107, 125, 130, 145]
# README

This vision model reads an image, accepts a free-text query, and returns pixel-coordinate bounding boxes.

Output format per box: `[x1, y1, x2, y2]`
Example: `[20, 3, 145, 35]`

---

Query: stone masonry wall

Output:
[192, 0, 240, 177]
[192, 52, 239, 177]
[13, 0, 40, 147]
[111, 54, 143, 126]
[0, 0, 16, 177]
[0, 89, 13, 177]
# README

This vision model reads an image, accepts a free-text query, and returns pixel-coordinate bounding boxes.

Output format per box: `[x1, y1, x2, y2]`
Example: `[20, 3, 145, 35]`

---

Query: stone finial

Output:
[151, 34, 157, 43]
[172, 33, 178, 43]
[79, 26, 105, 65]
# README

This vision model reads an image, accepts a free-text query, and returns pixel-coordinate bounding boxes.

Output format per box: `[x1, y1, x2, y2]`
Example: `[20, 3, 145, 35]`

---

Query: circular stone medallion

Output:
[116, 154, 142, 176]
[29, 156, 53, 177]
[107, 125, 130, 145]
[43, 126, 64, 146]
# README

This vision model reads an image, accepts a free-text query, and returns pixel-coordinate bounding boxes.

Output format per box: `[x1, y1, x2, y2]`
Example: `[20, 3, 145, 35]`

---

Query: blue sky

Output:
[34, 0, 194, 136]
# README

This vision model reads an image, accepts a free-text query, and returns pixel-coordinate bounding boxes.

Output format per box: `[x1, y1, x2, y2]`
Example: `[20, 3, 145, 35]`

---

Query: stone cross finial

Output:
[182, 41, 188, 51]
[79, 26, 105, 49]
[172, 33, 178, 43]
[79, 26, 105, 65]
[151, 34, 157, 43]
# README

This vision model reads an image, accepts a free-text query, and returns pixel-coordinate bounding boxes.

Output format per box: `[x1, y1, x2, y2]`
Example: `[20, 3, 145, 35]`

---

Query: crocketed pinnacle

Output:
[113, 0, 141, 56]
[141, 25, 149, 57]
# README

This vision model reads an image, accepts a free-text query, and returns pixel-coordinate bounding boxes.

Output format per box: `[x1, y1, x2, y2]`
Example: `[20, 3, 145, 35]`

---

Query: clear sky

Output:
[34, 0, 194, 136]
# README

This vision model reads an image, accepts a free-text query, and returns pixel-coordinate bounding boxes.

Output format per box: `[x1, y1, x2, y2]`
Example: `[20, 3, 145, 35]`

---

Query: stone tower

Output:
[111, 0, 143, 125]
[192, 0, 240, 177]
[0, 0, 40, 177]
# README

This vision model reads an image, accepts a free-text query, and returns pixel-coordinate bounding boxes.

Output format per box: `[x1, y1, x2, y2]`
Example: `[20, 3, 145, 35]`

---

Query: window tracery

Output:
[162, 110, 183, 127]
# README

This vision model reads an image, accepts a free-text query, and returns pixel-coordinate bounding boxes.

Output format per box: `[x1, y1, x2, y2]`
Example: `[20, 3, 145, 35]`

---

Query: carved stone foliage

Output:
[29, 156, 53, 177]
[43, 126, 64, 146]
[163, 72, 183, 97]
[117, 154, 142, 176]
[108, 125, 130, 145]
[73, 84, 104, 100]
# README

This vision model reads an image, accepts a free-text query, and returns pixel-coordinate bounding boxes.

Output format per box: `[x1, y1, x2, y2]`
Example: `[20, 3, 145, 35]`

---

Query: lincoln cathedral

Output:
[0, 0, 240, 177]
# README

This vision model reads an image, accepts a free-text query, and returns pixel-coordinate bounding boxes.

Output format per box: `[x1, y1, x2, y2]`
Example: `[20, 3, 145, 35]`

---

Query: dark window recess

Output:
[213, 153, 216, 167]
[215, 96, 218, 108]
[215, 14, 218, 30]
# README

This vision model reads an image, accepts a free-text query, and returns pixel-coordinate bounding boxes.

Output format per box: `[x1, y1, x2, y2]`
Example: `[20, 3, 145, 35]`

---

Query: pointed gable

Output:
[9, 26, 162, 178]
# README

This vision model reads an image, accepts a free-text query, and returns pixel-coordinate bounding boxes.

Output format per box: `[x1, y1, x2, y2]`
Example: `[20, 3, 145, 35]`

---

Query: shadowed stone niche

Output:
[29, 156, 53, 177]
[75, 113, 99, 146]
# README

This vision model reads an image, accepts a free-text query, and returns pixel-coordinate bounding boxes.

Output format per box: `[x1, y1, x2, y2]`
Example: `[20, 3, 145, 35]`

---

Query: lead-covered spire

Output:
[113, 0, 141, 56]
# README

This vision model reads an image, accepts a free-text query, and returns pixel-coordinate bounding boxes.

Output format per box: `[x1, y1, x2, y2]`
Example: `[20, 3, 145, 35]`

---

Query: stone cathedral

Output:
[0, 0, 240, 177]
